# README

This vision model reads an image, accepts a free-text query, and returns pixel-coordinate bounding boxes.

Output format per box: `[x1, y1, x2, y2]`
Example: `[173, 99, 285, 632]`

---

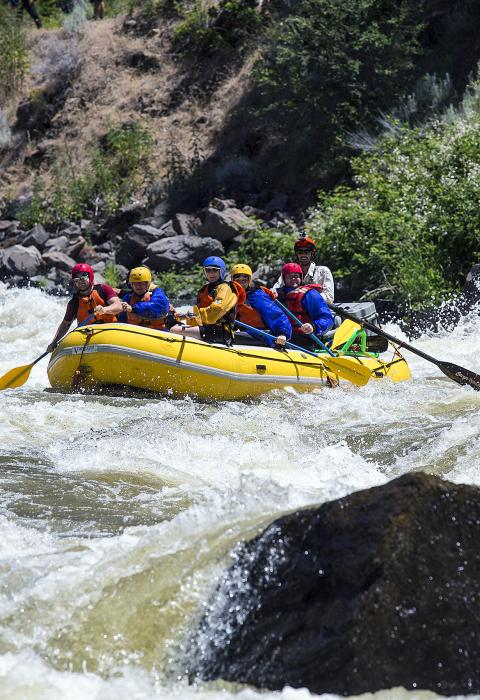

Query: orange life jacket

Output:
[285, 284, 324, 334]
[196, 280, 246, 326]
[126, 285, 166, 330]
[236, 286, 273, 328]
[74, 285, 117, 324]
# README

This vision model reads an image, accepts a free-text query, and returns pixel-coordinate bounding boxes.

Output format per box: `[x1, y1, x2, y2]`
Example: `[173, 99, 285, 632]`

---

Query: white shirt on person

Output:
[273, 262, 335, 303]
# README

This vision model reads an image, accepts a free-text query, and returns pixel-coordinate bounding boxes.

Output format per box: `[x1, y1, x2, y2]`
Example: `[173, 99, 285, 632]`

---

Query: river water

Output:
[1, 283, 479, 699]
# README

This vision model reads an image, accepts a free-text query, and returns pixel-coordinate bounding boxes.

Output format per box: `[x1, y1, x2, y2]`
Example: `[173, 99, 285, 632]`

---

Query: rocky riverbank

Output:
[0, 195, 296, 296]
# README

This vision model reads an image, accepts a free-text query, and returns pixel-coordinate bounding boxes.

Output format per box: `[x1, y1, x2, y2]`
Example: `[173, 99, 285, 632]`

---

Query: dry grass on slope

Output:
[1, 13, 254, 203]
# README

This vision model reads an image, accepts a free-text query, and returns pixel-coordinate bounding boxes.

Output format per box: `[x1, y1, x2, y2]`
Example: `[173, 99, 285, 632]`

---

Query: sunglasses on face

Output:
[233, 274, 250, 280]
[72, 273, 90, 280]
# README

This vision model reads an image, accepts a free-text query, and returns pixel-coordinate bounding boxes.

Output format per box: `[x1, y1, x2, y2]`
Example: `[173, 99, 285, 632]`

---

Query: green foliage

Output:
[173, 0, 262, 57]
[158, 267, 205, 299]
[0, 6, 29, 98]
[224, 223, 296, 271]
[17, 121, 154, 227]
[248, 0, 425, 190]
[103, 262, 122, 287]
[306, 82, 480, 309]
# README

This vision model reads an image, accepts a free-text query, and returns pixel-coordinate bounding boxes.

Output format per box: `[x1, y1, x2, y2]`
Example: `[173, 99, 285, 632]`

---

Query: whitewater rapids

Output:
[1, 283, 479, 699]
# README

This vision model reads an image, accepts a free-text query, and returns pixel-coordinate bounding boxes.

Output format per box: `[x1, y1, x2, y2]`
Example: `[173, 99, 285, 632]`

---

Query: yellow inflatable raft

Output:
[46, 322, 404, 400]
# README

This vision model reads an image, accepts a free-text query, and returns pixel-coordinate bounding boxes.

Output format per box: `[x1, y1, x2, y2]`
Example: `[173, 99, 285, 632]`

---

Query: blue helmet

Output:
[203, 256, 226, 280]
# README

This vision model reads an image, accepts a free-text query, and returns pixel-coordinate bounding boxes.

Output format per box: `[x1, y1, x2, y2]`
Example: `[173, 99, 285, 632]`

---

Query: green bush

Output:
[247, 0, 424, 191]
[306, 81, 480, 309]
[18, 121, 154, 226]
[173, 0, 262, 57]
[0, 6, 29, 98]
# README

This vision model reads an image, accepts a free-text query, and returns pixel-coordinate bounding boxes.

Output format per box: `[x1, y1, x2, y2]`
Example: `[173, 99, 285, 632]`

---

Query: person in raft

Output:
[185, 256, 246, 345]
[273, 234, 334, 304]
[230, 263, 292, 347]
[276, 262, 334, 351]
[118, 266, 171, 329]
[47, 264, 123, 352]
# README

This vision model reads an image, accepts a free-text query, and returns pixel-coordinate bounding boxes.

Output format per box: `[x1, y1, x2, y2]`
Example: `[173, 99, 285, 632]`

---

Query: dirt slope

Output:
[1, 14, 251, 202]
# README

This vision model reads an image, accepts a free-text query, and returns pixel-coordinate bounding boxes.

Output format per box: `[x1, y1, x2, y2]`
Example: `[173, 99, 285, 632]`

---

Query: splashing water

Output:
[1, 284, 480, 698]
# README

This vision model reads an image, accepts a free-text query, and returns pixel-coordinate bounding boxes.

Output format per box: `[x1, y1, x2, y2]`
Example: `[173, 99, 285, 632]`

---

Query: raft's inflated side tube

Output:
[47, 323, 332, 400]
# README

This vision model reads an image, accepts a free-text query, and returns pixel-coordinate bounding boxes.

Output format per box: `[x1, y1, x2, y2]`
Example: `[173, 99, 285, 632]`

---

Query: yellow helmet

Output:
[231, 263, 253, 278]
[129, 266, 152, 284]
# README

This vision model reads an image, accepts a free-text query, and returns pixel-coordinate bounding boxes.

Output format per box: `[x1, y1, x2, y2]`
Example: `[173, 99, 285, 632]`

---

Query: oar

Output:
[0, 314, 96, 392]
[235, 320, 371, 387]
[274, 298, 336, 356]
[329, 303, 480, 391]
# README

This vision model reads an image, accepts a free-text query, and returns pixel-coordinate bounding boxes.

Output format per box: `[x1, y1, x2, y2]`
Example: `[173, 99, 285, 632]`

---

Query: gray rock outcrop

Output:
[144, 235, 224, 271]
[198, 207, 255, 243]
[0, 244, 43, 278]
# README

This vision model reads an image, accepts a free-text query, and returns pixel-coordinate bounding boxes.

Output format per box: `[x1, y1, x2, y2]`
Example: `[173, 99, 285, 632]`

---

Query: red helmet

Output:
[294, 235, 316, 252]
[71, 263, 94, 286]
[282, 262, 303, 282]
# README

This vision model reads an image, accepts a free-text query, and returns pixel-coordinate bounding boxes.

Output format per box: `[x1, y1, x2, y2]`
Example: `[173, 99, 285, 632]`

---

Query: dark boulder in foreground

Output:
[190, 473, 480, 695]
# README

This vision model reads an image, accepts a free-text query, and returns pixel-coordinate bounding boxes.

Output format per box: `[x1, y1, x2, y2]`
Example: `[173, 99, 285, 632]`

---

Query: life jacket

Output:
[284, 284, 324, 334]
[126, 285, 166, 330]
[236, 286, 273, 329]
[197, 280, 246, 344]
[71, 285, 117, 324]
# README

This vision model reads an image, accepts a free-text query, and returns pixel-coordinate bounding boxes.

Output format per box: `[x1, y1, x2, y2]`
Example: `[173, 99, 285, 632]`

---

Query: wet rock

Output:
[21, 224, 50, 249]
[144, 235, 224, 271]
[198, 207, 256, 243]
[463, 264, 480, 307]
[0, 244, 43, 278]
[42, 250, 77, 272]
[191, 472, 480, 696]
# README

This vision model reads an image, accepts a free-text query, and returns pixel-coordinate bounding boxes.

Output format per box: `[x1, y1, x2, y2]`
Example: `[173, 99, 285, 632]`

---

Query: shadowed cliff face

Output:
[189, 472, 480, 696]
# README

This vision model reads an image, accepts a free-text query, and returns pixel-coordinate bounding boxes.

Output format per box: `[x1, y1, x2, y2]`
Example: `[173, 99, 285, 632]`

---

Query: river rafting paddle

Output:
[0, 314, 96, 392]
[273, 298, 337, 356]
[329, 303, 480, 391]
[235, 320, 371, 387]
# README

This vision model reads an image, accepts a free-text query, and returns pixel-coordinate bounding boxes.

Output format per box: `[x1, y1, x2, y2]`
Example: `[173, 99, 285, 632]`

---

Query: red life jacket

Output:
[126, 285, 166, 330]
[285, 284, 324, 334]
[196, 280, 246, 326]
[236, 286, 273, 328]
[72, 285, 117, 324]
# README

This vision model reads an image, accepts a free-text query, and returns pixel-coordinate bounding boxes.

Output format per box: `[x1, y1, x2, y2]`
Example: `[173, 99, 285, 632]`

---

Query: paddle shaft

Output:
[329, 303, 480, 390]
[329, 304, 448, 366]
[235, 321, 319, 358]
[274, 299, 336, 356]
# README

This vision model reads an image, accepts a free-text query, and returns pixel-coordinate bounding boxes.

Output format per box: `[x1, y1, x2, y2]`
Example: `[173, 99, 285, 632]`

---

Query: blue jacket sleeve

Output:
[119, 288, 170, 321]
[303, 290, 334, 335]
[132, 287, 170, 319]
[248, 289, 292, 339]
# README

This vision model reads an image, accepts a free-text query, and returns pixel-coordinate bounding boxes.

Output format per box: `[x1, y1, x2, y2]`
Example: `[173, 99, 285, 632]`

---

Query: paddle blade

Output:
[439, 362, 480, 391]
[331, 320, 361, 350]
[370, 358, 412, 383]
[0, 363, 35, 391]
[321, 356, 371, 387]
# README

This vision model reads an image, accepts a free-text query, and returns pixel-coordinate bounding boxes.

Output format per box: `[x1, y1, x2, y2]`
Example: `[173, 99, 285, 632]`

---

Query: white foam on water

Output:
[2, 287, 480, 697]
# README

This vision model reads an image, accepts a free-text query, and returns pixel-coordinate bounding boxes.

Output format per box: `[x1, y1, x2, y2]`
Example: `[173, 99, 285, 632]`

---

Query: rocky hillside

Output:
[2, 0, 480, 306]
